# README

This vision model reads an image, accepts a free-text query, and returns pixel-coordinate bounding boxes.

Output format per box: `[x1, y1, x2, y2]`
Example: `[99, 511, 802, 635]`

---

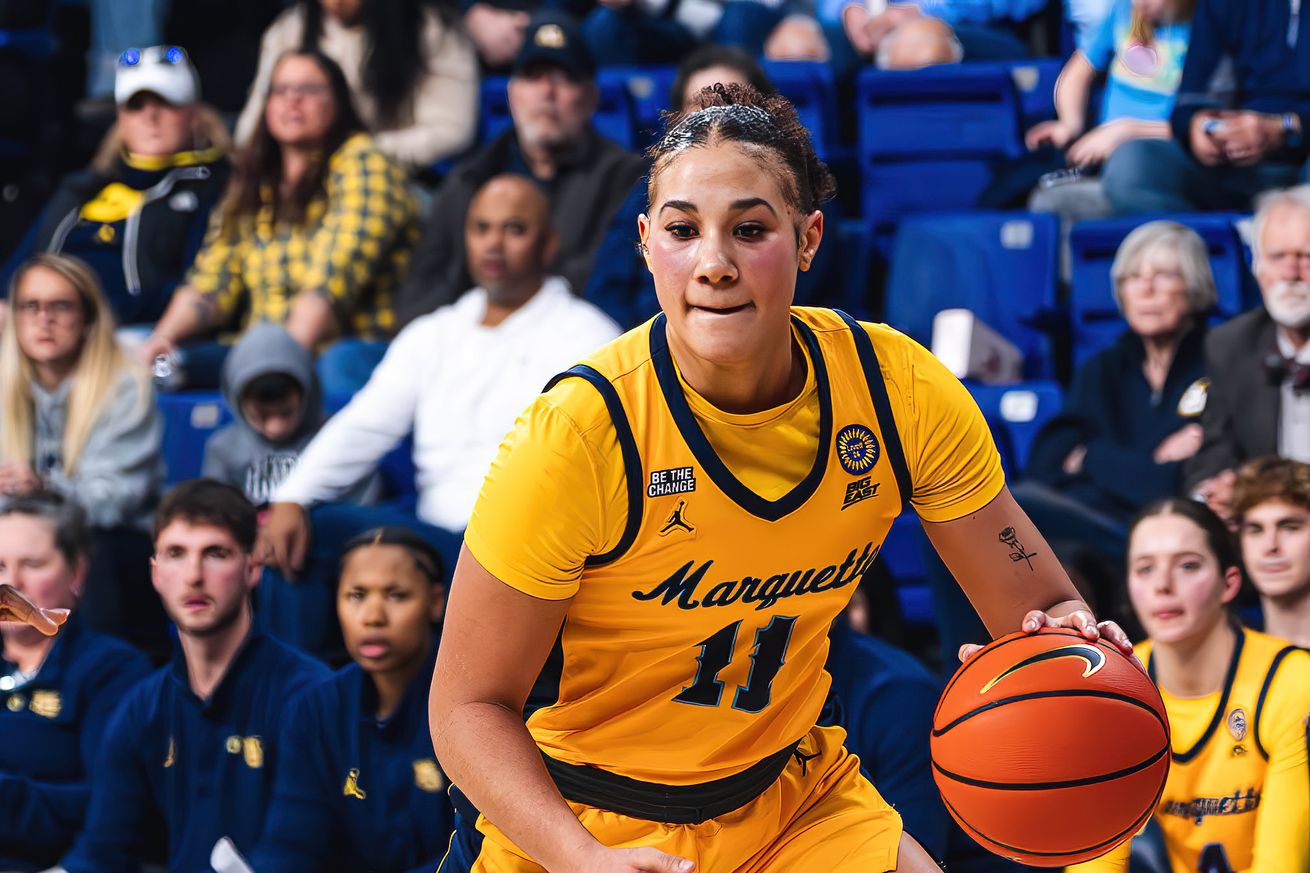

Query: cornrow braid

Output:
[647, 82, 836, 216]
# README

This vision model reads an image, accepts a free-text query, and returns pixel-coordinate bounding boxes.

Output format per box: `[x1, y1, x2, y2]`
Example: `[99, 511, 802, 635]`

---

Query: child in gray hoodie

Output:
[203, 324, 380, 506]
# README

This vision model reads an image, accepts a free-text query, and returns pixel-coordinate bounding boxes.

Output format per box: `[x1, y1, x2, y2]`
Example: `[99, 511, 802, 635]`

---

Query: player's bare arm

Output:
[431, 546, 695, 873]
[0, 583, 68, 635]
[922, 486, 1133, 661]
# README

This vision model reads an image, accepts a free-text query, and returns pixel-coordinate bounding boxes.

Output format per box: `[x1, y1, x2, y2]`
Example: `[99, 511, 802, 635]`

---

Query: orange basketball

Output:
[930, 627, 1170, 867]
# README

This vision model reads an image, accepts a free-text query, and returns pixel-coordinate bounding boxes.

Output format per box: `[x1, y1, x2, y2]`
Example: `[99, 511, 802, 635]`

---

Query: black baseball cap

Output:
[513, 13, 595, 81]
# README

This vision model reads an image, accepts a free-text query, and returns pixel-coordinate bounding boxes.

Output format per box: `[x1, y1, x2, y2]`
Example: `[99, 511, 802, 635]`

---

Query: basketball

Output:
[930, 627, 1170, 867]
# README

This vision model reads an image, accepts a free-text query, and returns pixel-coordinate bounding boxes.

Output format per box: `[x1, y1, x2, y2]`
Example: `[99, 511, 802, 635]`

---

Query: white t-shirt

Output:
[273, 277, 621, 531]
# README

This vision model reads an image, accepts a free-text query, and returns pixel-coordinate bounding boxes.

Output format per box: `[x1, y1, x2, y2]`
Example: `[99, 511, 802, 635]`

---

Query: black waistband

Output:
[541, 740, 801, 825]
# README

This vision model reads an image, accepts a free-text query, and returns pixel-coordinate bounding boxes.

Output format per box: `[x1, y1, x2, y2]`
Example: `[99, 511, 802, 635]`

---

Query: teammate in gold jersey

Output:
[430, 84, 1133, 873]
[1073, 499, 1310, 873]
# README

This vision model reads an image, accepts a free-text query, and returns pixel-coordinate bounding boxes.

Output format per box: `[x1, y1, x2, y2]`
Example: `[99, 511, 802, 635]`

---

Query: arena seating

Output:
[480, 74, 638, 150]
[885, 211, 1061, 380]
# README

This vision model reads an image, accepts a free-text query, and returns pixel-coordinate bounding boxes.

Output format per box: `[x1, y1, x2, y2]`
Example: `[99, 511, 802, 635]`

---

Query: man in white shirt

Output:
[254, 174, 619, 656]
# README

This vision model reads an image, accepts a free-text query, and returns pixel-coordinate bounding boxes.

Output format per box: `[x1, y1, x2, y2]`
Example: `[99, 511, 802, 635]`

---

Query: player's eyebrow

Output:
[659, 199, 697, 215]
[659, 198, 777, 215]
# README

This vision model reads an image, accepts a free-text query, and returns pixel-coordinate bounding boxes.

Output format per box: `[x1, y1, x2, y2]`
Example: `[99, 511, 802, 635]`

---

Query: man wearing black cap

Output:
[394, 13, 645, 326]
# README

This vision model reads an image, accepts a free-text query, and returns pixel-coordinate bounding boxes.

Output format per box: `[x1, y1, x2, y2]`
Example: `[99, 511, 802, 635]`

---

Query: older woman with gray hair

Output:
[1017, 220, 1215, 614]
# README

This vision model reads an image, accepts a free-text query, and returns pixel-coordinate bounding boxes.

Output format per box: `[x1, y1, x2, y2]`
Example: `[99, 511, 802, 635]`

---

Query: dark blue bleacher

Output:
[857, 63, 1025, 243]
[885, 211, 1061, 380]
[599, 66, 677, 148]
[479, 75, 637, 150]
[1069, 213, 1255, 366]
[761, 60, 840, 163]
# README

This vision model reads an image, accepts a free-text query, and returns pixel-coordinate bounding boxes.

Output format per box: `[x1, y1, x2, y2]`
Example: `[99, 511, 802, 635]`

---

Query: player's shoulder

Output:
[540, 318, 659, 434]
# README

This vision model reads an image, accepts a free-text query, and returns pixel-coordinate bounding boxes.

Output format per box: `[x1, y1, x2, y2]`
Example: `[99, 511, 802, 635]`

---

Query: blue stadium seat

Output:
[880, 514, 932, 625]
[761, 60, 839, 162]
[885, 211, 1061, 379]
[966, 380, 1064, 475]
[158, 391, 233, 486]
[600, 65, 676, 148]
[480, 75, 637, 150]
[834, 218, 875, 318]
[1008, 58, 1063, 130]
[857, 63, 1025, 234]
[1069, 213, 1254, 366]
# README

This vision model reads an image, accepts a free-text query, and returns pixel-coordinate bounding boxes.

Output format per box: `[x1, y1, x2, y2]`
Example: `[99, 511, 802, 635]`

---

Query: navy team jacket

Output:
[60, 632, 328, 873]
[247, 644, 454, 873]
[0, 617, 151, 870]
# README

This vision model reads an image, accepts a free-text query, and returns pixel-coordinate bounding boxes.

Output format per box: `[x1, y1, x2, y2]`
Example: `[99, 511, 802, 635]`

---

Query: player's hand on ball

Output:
[576, 846, 694, 872]
[958, 608, 1133, 663]
[0, 584, 67, 635]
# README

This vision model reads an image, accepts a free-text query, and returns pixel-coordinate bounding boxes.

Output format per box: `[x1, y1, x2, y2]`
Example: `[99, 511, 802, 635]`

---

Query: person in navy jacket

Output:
[59, 480, 328, 873]
[245, 525, 453, 873]
[0, 492, 151, 871]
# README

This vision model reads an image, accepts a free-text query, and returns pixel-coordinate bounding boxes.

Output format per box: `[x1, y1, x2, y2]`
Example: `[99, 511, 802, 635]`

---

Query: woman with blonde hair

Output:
[1, 254, 166, 654]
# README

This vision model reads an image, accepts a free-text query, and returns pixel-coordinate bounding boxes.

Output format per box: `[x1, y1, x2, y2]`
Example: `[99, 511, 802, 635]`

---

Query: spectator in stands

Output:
[1232, 457, 1310, 647]
[140, 51, 419, 397]
[580, 1, 829, 67]
[59, 480, 329, 873]
[823, 613, 948, 860]
[1021, 222, 1213, 608]
[1187, 186, 1310, 520]
[1, 46, 232, 332]
[1, 255, 167, 653]
[1066, 0, 1117, 51]
[394, 14, 644, 326]
[463, 0, 531, 71]
[1101, 0, 1310, 214]
[1021, 0, 1193, 220]
[236, 0, 479, 172]
[1073, 497, 1310, 873]
[822, 0, 1046, 68]
[256, 175, 619, 659]
[246, 526, 453, 872]
[202, 324, 381, 507]
[0, 493, 150, 872]
[669, 45, 775, 115]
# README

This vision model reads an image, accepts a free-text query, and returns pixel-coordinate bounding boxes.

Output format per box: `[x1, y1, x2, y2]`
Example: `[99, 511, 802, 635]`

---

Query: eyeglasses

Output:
[14, 299, 83, 321]
[118, 46, 188, 67]
[268, 82, 330, 99]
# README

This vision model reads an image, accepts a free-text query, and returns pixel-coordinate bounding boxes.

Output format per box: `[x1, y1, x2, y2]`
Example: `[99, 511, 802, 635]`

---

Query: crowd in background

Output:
[0, 0, 1307, 871]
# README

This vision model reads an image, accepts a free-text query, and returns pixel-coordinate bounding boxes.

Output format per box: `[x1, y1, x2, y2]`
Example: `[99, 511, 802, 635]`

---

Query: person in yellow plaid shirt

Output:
[140, 50, 418, 394]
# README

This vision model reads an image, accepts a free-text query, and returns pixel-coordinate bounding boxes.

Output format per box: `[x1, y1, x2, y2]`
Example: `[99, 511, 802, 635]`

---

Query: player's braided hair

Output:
[647, 82, 836, 217]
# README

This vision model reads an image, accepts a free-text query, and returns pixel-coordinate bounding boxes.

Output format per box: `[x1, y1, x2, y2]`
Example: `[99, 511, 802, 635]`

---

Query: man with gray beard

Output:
[1187, 185, 1310, 522]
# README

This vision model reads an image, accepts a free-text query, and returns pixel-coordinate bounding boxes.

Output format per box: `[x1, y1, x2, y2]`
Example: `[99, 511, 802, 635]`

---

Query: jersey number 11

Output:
[673, 616, 798, 713]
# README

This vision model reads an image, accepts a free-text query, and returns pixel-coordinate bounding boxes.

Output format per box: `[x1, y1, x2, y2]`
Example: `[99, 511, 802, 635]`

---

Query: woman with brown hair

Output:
[141, 50, 419, 395]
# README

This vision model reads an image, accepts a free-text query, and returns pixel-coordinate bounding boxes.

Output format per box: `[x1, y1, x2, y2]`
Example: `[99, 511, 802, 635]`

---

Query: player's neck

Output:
[1260, 585, 1310, 648]
[670, 328, 805, 415]
[1153, 617, 1236, 698]
[181, 607, 252, 700]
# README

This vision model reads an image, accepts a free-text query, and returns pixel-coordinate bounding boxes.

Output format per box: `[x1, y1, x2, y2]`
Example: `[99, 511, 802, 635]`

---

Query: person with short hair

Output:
[244, 526, 452, 872]
[1187, 185, 1310, 521]
[1071, 498, 1310, 873]
[0, 45, 232, 332]
[0, 492, 151, 872]
[140, 51, 419, 396]
[58, 480, 329, 873]
[1232, 457, 1310, 647]
[394, 13, 644, 327]
[257, 174, 619, 660]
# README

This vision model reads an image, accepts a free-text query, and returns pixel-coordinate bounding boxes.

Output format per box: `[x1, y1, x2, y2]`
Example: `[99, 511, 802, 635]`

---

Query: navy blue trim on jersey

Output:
[436, 786, 486, 873]
[1149, 625, 1246, 764]
[648, 313, 834, 522]
[545, 365, 644, 567]
[1253, 645, 1299, 761]
[834, 310, 913, 515]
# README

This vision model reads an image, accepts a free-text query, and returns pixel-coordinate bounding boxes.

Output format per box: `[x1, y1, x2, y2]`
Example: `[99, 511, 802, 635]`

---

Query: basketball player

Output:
[431, 84, 1133, 873]
[1072, 499, 1310, 873]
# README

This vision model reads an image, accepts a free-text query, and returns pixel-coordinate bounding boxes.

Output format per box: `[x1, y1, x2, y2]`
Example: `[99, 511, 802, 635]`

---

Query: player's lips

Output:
[357, 638, 392, 659]
[689, 302, 753, 316]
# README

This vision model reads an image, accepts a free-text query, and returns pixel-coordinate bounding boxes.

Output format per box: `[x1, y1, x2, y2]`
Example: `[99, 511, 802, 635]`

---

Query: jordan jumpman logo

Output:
[659, 500, 694, 536]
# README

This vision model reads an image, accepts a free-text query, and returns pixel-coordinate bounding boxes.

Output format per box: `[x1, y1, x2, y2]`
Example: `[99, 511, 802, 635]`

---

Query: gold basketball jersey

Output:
[522, 308, 917, 785]
[1140, 629, 1310, 873]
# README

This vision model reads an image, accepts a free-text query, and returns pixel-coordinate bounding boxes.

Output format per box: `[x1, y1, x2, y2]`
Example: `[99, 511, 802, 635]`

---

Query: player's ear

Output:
[637, 214, 653, 272]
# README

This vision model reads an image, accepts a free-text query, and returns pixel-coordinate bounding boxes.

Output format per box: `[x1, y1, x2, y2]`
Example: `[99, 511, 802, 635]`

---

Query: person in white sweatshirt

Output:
[255, 173, 620, 659]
